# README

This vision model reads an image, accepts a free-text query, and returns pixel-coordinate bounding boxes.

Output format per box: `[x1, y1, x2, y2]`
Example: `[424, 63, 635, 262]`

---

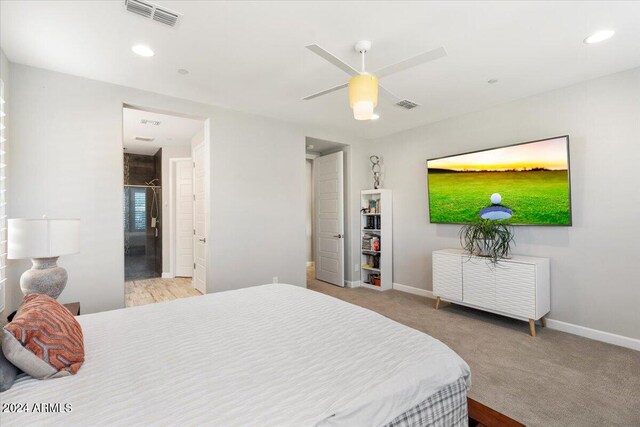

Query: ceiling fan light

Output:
[353, 101, 375, 120]
[349, 74, 378, 120]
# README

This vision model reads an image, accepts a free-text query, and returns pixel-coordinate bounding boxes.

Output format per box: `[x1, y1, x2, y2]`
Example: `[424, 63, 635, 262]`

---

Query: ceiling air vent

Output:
[395, 99, 420, 110]
[134, 136, 155, 142]
[153, 8, 179, 27]
[124, 0, 181, 27]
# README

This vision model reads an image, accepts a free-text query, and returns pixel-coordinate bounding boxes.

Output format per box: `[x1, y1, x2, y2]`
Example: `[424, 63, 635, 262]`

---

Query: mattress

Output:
[1, 284, 470, 426]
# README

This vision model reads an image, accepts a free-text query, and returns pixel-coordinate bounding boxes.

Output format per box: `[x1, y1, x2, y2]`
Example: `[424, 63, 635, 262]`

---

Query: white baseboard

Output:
[392, 283, 435, 299]
[392, 283, 638, 351]
[545, 319, 640, 352]
[161, 273, 174, 279]
[345, 280, 361, 288]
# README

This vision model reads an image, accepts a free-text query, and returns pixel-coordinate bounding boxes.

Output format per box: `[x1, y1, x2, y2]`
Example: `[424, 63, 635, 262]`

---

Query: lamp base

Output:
[20, 257, 68, 299]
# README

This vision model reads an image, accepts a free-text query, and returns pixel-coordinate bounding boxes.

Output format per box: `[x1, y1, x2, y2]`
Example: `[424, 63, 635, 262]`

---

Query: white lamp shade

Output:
[353, 101, 374, 120]
[8, 218, 80, 259]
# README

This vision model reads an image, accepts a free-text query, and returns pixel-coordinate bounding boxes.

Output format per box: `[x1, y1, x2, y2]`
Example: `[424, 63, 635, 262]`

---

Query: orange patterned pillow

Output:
[2, 294, 84, 379]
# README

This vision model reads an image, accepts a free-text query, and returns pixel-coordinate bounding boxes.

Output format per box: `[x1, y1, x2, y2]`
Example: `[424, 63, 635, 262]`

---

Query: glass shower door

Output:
[124, 186, 162, 281]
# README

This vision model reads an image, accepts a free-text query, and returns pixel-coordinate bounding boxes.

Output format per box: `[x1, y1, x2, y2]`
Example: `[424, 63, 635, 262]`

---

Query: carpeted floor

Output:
[307, 267, 640, 427]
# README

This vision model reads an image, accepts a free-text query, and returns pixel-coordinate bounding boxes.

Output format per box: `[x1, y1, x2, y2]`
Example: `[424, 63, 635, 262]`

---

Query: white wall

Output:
[160, 144, 193, 275]
[363, 67, 640, 340]
[0, 49, 10, 315]
[4, 64, 366, 316]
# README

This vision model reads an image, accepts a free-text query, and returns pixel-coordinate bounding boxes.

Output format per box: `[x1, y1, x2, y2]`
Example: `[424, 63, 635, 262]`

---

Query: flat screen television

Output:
[426, 135, 572, 226]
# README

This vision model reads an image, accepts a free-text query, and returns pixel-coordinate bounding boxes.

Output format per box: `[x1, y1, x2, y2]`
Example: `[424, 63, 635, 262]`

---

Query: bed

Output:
[1, 284, 470, 426]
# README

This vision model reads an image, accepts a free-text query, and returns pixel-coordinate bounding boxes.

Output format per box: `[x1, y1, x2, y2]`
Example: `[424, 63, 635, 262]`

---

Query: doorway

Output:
[122, 105, 208, 307]
[305, 137, 349, 288]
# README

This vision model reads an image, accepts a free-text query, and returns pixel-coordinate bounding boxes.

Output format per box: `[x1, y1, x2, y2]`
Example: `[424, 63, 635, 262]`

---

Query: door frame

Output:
[192, 138, 209, 295]
[121, 104, 211, 297]
[306, 153, 318, 268]
[169, 157, 194, 279]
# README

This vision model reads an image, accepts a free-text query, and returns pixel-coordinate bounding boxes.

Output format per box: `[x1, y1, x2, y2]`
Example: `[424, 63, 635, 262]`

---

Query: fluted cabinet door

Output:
[433, 253, 462, 302]
[462, 259, 496, 309]
[495, 262, 536, 318]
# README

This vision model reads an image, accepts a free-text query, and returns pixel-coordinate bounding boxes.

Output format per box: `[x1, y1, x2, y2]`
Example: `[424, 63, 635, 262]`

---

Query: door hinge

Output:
[193, 263, 196, 269]
[193, 229, 196, 235]
[193, 194, 196, 201]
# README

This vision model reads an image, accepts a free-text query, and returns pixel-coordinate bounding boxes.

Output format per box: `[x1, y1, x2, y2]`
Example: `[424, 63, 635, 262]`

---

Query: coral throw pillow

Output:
[2, 294, 84, 379]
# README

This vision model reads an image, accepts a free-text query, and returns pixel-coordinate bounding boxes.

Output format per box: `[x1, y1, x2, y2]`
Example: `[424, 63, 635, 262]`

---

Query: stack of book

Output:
[362, 235, 373, 250]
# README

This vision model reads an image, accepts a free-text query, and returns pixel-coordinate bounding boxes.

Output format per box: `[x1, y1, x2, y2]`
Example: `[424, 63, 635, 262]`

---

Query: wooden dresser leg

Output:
[528, 319, 536, 337]
[540, 316, 546, 328]
[435, 296, 441, 310]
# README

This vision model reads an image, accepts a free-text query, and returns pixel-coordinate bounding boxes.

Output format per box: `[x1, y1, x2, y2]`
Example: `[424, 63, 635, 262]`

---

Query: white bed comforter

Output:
[1, 284, 469, 427]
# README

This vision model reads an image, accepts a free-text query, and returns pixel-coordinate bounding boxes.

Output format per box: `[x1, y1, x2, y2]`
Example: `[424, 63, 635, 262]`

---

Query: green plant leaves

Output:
[459, 219, 515, 264]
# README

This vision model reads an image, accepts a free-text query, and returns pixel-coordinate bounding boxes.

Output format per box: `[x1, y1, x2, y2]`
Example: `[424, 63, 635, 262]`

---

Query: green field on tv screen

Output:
[427, 137, 572, 226]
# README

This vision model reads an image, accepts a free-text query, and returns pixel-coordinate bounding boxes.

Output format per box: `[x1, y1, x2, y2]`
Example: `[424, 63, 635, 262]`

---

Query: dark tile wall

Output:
[123, 152, 161, 185]
[123, 150, 162, 279]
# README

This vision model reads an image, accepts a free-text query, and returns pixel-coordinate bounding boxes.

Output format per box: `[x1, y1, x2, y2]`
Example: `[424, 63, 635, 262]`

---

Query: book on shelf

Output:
[363, 198, 381, 214]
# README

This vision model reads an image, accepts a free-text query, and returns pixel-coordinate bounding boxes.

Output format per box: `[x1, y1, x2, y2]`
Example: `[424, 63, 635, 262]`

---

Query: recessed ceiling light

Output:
[370, 114, 380, 120]
[177, 69, 189, 75]
[131, 44, 155, 57]
[584, 30, 615, 44]
[488, 79, 499, 84]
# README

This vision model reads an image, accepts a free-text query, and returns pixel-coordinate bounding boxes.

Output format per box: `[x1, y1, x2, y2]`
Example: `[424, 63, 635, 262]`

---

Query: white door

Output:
[314, 151, 344, 287]
[193, 143, 207, 294]
[175, 159, 194, 278]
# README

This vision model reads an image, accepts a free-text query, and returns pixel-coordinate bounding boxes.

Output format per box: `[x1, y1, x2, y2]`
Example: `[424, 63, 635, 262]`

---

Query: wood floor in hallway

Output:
[125, 277, 202, 307]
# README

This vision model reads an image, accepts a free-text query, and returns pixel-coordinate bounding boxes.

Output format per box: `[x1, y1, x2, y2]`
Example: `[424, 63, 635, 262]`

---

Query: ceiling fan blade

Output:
[374, 47, 447, 78]
[302, 82, 349, 100]
[378, 84, 401, 103]
[306, 44, 359, 76]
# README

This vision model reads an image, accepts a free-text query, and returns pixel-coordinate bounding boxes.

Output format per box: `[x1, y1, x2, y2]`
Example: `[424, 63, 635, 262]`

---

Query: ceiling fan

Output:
[303, 40, 447, 120]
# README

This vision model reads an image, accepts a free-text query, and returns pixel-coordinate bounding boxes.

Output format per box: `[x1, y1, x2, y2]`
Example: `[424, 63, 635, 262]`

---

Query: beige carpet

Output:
[307, 267, 640, 427]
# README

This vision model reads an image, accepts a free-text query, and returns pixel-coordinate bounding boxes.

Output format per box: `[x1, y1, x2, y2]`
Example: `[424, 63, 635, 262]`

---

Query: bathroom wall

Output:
[123, 152, 160, 185]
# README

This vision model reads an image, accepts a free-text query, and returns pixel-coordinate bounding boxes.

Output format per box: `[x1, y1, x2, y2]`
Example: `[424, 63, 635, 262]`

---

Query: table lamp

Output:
[8, 217, 80, 299]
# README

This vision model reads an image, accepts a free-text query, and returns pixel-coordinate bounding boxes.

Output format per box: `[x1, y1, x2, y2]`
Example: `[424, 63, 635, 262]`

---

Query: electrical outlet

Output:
[354, 263, 359, 272]
[272, 276, 278, 284]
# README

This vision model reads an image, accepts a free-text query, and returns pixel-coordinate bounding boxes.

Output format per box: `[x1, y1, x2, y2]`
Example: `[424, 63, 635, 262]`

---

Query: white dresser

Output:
[432, 249, 550, 336]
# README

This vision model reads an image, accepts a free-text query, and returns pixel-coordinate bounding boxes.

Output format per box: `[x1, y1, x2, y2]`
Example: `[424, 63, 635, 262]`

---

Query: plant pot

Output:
[477, 239, 494, 257]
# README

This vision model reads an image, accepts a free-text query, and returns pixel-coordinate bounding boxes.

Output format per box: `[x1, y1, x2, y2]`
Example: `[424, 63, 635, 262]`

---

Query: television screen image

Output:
[427, 136, 571, 225]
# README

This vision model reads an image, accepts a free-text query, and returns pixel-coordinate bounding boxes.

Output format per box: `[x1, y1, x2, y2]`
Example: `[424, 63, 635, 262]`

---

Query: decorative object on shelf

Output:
[8, 217, 80, 299]
[370, 155, 382, 189]
[459, 218, 514, 264]
[372, 236, 380, 251]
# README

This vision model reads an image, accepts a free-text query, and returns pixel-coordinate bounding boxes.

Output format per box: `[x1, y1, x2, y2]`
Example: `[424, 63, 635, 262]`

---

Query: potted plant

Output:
[459, 218, 515, 264]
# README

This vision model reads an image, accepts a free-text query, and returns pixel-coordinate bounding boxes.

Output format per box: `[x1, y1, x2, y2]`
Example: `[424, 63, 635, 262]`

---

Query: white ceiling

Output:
[123, 107, 203, 155]
[2, 1, 640, 139]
